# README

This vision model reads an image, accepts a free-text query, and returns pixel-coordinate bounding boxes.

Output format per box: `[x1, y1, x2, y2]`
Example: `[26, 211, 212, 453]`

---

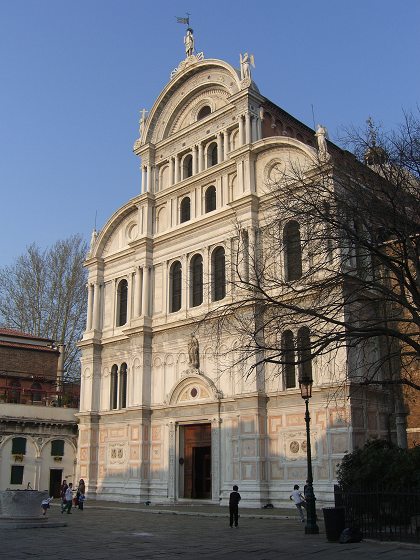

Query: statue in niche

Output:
[240, 53, 255, 80]
[315, 124, 330, 158]
[188, 334, 199, 369]
[184, 28, 194, 57]
[139, 109, 148, 138]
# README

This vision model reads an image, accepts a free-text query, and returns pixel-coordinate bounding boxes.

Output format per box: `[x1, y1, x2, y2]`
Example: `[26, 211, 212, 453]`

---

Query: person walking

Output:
[63, 482, 73, 514]
[60, 479, 68, 513]
[290, 484, 306, 522]
[229, 485, 241, 528]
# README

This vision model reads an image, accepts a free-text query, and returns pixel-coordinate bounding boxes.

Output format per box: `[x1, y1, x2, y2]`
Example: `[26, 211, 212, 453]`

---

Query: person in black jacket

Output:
[229, 485, 241, 528]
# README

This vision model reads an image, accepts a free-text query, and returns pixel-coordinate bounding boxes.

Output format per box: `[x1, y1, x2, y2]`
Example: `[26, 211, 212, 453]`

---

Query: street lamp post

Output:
[299, 374, 319, 535]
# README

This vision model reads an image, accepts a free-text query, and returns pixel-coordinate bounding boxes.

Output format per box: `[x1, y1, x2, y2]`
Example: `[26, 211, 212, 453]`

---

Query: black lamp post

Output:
[299, 374, 319, 534]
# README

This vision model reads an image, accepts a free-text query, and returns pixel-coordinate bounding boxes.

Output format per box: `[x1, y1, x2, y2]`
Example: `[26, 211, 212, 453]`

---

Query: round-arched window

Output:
[197, 106, 211, 120]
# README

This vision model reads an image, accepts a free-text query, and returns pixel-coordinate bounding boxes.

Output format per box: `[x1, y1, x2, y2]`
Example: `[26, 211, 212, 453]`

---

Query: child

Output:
[290, 484, 307, 522]
[229, 485, 241, 528]
[63, 482, 73, 514]
[41, 496, 53, 515]
[78, 493, 85, 510]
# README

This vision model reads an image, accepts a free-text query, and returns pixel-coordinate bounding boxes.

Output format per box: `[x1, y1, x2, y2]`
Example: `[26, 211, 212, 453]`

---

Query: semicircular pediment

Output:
[166, 372, 221, 405]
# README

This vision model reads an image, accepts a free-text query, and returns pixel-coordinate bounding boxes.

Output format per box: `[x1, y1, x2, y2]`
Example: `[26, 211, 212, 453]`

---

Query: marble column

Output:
[142, 266, 150, 317]
[223, 130, 229, 159]
[146, 164, 152, 193]
[251, 115, 257, 143]
[192, 145, 198, 175]
[217, 133, 223, 163]
[168, 422, 176, 501]
[174, 154, 180, 183]
[245, 112, 251, 145]
[248, 227, 257, 284]
[92, 282, 101, 330]
[169, 157, 174, 186]
[238, 116, 244, 147]
[141, 166, 146, 194]
[86, 283, 94, 330]
[198, 143, 204, 173]
[256, 116, 262, 140]
[211, 419, 221, 501]
[134, 267, 142, 318]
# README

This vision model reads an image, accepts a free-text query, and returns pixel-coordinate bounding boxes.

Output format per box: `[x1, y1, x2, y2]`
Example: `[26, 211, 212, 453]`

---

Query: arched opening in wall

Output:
[206, 142, 217, 168]
[180, 197, 191, 223]
[117, 279, 128, 326]
[120, 363, 127, 408]
[297, 327, 312, 381]
[274, 119, 283, 136]
[261, 112, 273, 138]
[9, 380, 21, 404]
[183, 154, 193, 179]
[197, 105, 211, 120]
[110, 364, 118, 410]
[211, 144, 218, 166]
[191, 254, 203, 307]
[296, 133, 304, 143]
[284, 221, 302, 281]
[205, 185, 216, 213]
[170, 261, 182, 312]
[282, 330, 296, 388]
[31, 382, 42, 403]
[286, 126, 294, 138]
[212, 246, 226, 301]
[307, 139, 314, 147]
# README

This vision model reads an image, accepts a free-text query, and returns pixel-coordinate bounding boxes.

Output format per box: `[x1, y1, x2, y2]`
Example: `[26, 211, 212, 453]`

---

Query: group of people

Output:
[60, 479, 85, 514]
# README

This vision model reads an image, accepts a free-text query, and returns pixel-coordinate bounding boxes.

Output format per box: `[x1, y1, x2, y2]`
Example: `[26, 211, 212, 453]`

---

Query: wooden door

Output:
[184, 424, 211, 499]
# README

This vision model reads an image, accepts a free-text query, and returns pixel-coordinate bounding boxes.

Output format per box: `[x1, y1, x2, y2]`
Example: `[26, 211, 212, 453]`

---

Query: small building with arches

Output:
[78, 44, 391, 506]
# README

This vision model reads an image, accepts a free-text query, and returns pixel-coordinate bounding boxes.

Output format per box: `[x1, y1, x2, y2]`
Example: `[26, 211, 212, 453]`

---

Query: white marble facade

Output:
[78, 52, 389, 506]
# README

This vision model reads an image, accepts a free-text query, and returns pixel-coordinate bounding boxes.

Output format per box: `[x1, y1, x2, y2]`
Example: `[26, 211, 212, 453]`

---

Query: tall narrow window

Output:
[297, 327, 312, 380]
[191, 254, 203, 307]
[9, 381, 20, 404]
[117, 279, 128, 326]
[171, 261, 182, 312]
[183, 155, 193, 179]
[284, 221, 302, 281]
[10, 465, 24, 485]
[180, 197, 191, 223]
[205, 186, 216, 213]
[111, 365, 118, 410]
[212, 246, 226, 301]
[51, 440, 65, 457]
[120, 363, 127, 409]
[282, 330, 296, 388]
[211, 144, 218, 166]
[31, 382, 42, 403]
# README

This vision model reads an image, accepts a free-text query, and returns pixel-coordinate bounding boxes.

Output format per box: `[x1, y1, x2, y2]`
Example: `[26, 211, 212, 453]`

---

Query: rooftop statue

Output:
[139, 109, 148, 138]
[184, 28, 194, 57]
[240, 53, 255, 81]
[315, 124, 330, 159]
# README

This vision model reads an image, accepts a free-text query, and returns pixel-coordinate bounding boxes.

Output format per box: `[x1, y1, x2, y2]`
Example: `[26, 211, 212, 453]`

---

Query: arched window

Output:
[171, 261, 182, 312]
[120, 363, 127, 409]
[183, 155, 193, 179]
[282, 330, 296, 388]
[180, 197, 191, 223]
[31, 382, 42, 403]
[205, 186, 216, 213]
[297, 327, 312, 380]
[191, 254, 203, 307]
[197, 105, 211, 120]
[117, 279, 128, 326]
[9, 381, 20, 404]
[284, 221, 302, 281]
[110, 364, 118, 410]
[212, 246, 226, 301]
[211, 144, 218, 166]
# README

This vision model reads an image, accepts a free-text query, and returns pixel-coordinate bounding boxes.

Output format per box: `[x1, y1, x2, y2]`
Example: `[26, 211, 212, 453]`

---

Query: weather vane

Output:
[366, 116, 379, 146]
[176, 13, 191, 26]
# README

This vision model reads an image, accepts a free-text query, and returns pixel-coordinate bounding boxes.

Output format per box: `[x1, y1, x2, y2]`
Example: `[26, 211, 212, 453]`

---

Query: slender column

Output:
[217, 133, 223, 163]
[141, 166, 146, 193]
[92, 282, 101, 330]
[251, 115, 257, 143]
[127, 273, 133, 322]
[86, 283, 94, 330]
[146, 164, 152, 192]
[248, 227, 257, 284]
[192, 145, 198, 175]
[245, 112, 251, 144]
[238, 116, 244, 146]
[256, 116, 262, 140]
[169, 157, 174, 186]
[198, 143, 204, 172]
[142, 266, 150, 317]
[162, 260, 168, 315]
[223, 130, 229, 159]
[174, 154, 180, 183]
[134, 267, 142, 318]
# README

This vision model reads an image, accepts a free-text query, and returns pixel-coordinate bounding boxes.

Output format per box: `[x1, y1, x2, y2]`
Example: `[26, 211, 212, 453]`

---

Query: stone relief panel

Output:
[108, 442, 126, 465]
[283, 431, 318, 461]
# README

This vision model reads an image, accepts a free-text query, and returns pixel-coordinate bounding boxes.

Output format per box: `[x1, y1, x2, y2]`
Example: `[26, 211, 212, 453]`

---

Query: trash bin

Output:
[322, 506, 346, 542]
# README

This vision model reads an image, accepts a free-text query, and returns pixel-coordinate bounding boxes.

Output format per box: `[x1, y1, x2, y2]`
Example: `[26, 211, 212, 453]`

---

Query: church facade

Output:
[77, 41, 391, 506]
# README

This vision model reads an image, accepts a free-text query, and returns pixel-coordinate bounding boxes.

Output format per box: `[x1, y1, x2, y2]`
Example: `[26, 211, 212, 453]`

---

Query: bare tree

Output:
[203, 111, 420, 427]
[0, 234, 88, 380]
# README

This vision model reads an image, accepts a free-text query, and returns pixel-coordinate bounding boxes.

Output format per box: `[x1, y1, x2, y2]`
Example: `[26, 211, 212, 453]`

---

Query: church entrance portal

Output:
[183, 424, 211, 499]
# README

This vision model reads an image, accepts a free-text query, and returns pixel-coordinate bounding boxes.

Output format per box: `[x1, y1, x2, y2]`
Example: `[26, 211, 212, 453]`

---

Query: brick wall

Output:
[0, 345, 59, 379]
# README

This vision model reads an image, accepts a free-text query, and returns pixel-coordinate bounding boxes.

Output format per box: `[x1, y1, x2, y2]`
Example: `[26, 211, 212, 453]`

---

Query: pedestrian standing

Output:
[77, 493, 85, 511]
[60, 479, 68, 513]
[290, 484, 306, 522]
[76, 478, 85, 508]
[229, 485, 241, 528]
[63, 482, 73, 514]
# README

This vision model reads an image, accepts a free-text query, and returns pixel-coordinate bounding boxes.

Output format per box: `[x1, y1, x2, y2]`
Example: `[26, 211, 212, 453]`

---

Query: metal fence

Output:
[335, 485, 420, 543]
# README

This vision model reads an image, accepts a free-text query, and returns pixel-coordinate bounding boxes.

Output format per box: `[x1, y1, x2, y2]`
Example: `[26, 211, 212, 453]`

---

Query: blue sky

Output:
[1, 0, 419, 267]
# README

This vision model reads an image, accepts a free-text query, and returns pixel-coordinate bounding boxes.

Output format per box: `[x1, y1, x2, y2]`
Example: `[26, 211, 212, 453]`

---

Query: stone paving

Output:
[1, 501, 419, 560]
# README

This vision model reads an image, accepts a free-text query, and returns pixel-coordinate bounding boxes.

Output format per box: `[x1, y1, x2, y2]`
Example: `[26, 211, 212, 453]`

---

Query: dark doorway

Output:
[49, 469, 62, 498]
[184, 424, 211, 499]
